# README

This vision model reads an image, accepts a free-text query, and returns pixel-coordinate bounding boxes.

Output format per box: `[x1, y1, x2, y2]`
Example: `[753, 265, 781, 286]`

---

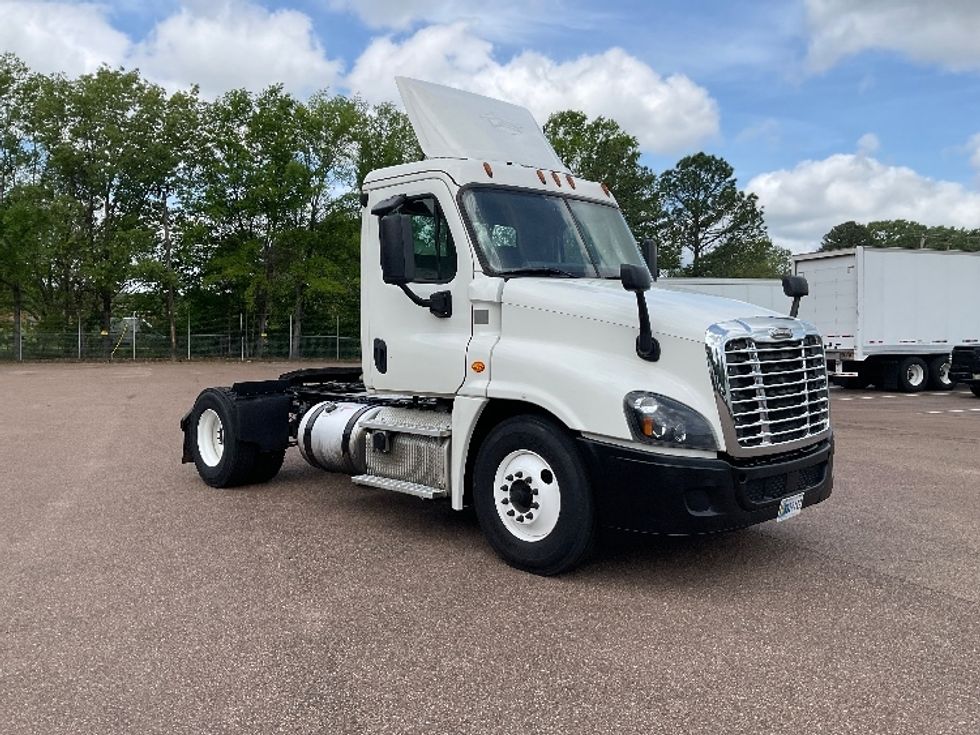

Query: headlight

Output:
[623, 391, 717, 451]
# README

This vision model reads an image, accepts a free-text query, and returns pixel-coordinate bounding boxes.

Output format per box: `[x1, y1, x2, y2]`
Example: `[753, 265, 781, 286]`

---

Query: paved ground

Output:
[0, 362, 977, 735]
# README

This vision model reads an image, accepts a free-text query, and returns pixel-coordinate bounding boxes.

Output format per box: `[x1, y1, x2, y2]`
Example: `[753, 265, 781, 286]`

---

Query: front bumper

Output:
[578, 437, 833, 535]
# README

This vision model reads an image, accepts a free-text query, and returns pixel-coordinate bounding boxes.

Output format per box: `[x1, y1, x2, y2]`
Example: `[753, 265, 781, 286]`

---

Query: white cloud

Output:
[856, 132, 879, 156]
[0, 1, 130, 75]
[748, 150, 980, 252]
[806, 0, 980, 72]
[327, 0, 606, 40]
[346, 23, 719, 155]
[129, 1, 342, 97]
[967, 133, 980, 174]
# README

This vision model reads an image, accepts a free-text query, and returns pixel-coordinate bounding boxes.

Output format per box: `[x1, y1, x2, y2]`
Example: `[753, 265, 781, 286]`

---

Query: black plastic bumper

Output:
[578, 437, 834, 535]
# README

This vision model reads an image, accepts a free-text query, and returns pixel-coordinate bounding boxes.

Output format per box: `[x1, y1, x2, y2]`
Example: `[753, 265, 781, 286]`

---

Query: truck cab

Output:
[181, 78, 834, 574]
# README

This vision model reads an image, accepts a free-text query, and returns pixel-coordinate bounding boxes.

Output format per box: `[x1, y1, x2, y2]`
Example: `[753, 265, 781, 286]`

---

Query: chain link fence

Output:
[0, 313, 361, 362]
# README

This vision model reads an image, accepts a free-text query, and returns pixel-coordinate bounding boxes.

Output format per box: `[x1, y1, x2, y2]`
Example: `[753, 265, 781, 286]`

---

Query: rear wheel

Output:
[927, 355, 954, 390]
[189, 388, 281, 487]
[473, 415, 595, 575]
[897, 357, 928, 393]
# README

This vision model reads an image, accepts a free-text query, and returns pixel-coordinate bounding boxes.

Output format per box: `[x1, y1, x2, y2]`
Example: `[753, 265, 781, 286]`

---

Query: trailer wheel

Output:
[897, 357, 928, 392]
[473, 415, 595, 575]
[927, 355, 954, 391]
[189, 388, 260, 488]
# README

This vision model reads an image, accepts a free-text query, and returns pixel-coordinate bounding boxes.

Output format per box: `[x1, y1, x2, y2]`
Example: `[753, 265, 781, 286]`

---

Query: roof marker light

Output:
[601, 182, 611, 197]
[483, 162, 493, 178]
[566, 174, 576, 189]
[536, 169, 547, 184]
[551, 171, 562, 187]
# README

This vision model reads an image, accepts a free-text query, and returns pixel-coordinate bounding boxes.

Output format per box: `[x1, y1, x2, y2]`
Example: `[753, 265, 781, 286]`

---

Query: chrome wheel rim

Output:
[197, 408, 224, 467]
[493, 450, 561, 542]
[907, 364, 925, 387]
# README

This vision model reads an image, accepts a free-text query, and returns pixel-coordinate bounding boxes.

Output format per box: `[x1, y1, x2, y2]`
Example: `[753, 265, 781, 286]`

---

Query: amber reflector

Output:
[471, 361, 486, 373]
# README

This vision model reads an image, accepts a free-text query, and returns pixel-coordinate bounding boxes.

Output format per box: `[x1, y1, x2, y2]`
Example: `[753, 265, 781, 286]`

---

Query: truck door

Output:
[364, 180, 472, 395]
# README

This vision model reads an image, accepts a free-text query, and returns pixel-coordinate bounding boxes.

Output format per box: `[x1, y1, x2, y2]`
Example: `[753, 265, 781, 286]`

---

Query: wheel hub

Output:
[493, 450, 560, 542]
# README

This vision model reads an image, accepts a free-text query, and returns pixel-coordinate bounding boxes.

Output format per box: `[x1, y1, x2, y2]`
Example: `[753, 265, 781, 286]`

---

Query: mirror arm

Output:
[634, 292, 660, 362]
[789, 297, 801, 318]
[398, 284, 452, 318]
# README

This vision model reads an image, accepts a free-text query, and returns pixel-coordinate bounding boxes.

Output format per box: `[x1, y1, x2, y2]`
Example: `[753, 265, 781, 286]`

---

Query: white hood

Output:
[501, 278, 785, 343]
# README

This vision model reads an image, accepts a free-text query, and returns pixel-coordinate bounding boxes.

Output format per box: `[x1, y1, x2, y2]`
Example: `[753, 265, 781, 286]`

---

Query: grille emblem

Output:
[768, 326, 793, 340]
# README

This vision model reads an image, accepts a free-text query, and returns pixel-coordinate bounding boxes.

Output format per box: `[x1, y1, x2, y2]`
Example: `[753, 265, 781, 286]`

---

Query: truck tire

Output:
[473, 415, 595, 575]
[897, 356, 928, 393]
[927, 355, 954, 391]
[188, 388, 268, 488]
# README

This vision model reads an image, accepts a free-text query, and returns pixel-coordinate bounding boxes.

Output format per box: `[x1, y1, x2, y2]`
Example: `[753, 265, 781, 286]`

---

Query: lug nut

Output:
[501, 498, 509, 505]
[530, 502, 539, 509]
[532, 489, 538, 495]
[516, 515, 524, 523]
[525, 512, 534, 520]
[507, 509, 515, 517]
[506, 474, 513, 482]
[515, 471, 523, 478]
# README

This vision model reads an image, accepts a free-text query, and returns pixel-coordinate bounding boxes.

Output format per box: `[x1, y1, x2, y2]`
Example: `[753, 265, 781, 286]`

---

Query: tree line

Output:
[820, 219, 980, 252]
[1, 53, 792, 358]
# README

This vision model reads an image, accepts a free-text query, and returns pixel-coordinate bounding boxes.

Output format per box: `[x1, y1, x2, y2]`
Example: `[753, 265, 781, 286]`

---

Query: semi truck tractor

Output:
[950, 346, 980, 397]
[794, 247, 980, 392]
[180, 78, 834, 574]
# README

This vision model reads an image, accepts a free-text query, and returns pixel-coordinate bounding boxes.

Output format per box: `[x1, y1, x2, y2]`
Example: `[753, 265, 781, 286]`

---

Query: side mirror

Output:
[380, 214, 416, 285]
[782, 275, 809, 318]
[620, 264, 659, 362]
[620, 263, 652, 293]
[640, 238, 658, 281]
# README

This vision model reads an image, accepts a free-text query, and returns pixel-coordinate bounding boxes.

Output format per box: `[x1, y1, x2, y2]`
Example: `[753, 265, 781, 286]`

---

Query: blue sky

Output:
[2, 0, 979, 250]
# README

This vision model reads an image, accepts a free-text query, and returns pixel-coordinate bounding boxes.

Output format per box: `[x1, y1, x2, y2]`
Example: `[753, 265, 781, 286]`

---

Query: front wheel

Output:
[473, 415, 595, 575]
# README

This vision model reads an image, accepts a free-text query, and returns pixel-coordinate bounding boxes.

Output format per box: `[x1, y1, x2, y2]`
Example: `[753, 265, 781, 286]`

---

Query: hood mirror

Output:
[782, 275, 809, 318]
[620, 264, 660, 362]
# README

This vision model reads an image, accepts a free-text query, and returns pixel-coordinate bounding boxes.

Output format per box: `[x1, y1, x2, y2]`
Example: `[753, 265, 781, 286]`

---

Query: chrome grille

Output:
[721, 334, 829, 449]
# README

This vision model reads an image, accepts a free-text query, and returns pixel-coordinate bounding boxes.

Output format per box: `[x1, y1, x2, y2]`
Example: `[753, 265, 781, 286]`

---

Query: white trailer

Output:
[794, 247, 980, 391]
[659, 278, 785, 313]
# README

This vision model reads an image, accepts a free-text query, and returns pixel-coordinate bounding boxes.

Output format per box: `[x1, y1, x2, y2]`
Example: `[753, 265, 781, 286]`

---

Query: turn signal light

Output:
[471, 361, 486, 373]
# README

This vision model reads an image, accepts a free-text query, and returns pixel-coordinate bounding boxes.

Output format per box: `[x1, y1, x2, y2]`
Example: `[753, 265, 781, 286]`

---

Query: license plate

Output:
[776, 492, 804, 522]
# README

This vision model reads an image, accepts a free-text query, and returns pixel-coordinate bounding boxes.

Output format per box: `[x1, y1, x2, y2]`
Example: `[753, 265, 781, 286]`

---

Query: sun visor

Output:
[395, 77, 566, 171]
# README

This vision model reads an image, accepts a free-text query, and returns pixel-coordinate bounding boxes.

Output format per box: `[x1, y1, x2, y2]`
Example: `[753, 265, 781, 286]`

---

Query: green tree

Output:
[353, 101, 422, 189]
[698, 237, 791, 277]
[543, 110, 662, 252]
[656, 153, 767, 276]
[820, 220, 873, 251]
[867, 219, 928, 249]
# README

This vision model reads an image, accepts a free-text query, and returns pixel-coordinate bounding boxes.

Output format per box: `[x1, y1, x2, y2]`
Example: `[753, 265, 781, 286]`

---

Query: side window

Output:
[400, 197, 457, 283]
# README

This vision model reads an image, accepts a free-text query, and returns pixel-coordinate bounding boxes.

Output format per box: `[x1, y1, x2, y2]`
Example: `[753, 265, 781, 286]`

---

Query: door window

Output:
[399, 197, 457, 283]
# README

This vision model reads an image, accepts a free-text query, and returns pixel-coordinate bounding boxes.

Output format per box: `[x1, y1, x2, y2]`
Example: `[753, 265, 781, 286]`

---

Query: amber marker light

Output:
[565, 174, 576, 189]
[601, 182, 611, 197]
[483, 162, 493, 178]
[471, 361, 486, 373]
[536, 169, 546, 184]
[551, 171, 562, 187]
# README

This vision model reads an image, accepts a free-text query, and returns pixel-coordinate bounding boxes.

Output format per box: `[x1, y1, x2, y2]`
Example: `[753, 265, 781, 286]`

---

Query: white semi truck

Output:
[794, 247, 980, 392]
[181, 79, 834, 574]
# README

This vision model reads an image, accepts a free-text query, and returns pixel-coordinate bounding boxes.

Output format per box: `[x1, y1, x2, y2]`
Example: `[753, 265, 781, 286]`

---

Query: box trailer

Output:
[794, 247, 980, 391]
[659, 278, 785, 313]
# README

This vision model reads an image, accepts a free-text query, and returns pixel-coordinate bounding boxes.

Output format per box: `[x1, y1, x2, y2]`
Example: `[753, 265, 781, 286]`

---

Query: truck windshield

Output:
[460, 188, 646, 278]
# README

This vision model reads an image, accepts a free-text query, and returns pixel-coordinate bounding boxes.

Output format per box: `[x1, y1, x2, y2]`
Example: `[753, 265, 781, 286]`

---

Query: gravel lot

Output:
[1, 362, 978, 734]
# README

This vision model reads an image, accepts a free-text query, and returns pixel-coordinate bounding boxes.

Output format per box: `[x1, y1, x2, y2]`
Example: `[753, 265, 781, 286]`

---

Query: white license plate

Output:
[776, 492, 804, 522]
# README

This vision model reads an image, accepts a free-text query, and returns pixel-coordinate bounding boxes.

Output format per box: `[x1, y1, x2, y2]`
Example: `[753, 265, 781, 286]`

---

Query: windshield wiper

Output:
[498, 267, 578, 278]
